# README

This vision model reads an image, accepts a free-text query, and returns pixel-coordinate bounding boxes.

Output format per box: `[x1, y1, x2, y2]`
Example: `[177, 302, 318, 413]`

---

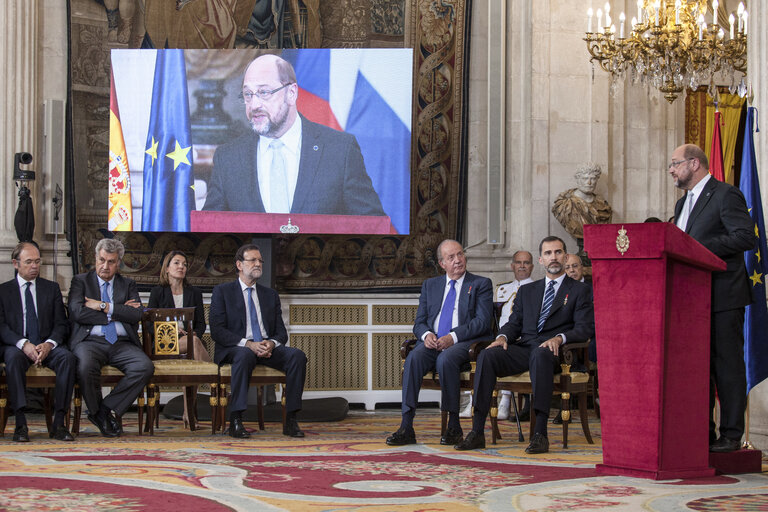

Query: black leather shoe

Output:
[50, 426, 75, 442]
[12, 425, 30, 442]
[385, 427, 416, 446]
[440, 427, 463, 445]
[525, 432, 550, 454]
[88, 413, 119, 438]
[552, 410, 570, 424]
[710, 436, 741, 453]
[228, 418, 251, 438]
[454, 430, 485, 450]
[283, 417, 305, 438]
[107, 413, 124, 436]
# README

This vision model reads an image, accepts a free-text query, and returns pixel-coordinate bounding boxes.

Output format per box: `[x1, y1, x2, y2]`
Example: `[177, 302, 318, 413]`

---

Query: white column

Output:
[0, 0, 39, 248]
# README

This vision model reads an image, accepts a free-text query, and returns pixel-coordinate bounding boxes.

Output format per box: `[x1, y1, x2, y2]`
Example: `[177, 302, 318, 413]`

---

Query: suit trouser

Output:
[3, 345, 76, 421]
[710, 307, 747, 441]
[473, 344, 560, 427]
[74, 337, 154, 417]
[401, 341, 471, 415]
[220, 344, 307, 414]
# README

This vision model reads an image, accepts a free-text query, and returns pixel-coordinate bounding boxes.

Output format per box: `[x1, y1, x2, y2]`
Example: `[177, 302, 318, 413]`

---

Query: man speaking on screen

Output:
[203, 54, 385, 217]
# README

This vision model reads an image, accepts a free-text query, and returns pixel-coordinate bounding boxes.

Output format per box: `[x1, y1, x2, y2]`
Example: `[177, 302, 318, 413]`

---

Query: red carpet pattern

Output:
[0, 410, 766, 511]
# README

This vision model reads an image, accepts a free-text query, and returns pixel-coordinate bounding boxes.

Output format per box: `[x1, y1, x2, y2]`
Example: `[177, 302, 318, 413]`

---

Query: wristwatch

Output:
[99, 302, 107, 311]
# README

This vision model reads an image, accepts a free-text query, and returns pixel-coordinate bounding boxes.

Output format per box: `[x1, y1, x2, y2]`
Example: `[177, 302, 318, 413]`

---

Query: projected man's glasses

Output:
[238, 83, 293, 103]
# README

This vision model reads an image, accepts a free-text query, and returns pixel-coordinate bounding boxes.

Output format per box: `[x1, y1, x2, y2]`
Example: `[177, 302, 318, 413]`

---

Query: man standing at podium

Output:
[669, 143, 756, 453]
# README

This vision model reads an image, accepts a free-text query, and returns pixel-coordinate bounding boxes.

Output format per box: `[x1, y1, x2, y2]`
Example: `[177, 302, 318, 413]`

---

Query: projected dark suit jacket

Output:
[203, 115, 385, 216]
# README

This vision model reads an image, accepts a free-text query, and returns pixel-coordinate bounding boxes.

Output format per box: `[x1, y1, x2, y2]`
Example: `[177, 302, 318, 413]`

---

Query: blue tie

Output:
[537, 280, 556, 333]
[102, 282, 118, 344]
[247, 287, 263, 342]
[437, 279, 456, 338]
[24, 282, 39, 344]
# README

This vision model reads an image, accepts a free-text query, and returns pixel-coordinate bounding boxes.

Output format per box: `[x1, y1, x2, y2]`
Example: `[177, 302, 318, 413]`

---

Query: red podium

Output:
[190, 211, 396, 234]
[584, 223, 725, 480]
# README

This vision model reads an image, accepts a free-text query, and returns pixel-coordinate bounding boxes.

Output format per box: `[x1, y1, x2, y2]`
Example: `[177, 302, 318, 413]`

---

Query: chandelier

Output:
[584, 1, 748, 102]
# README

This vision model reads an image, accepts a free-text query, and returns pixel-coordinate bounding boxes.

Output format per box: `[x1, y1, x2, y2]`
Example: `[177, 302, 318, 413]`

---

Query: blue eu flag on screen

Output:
[739, 106, 768, 394]
[142, 49, 193, 231]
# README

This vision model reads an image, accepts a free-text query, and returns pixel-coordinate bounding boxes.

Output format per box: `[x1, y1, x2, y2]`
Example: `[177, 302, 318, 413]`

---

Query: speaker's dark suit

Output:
[674, 176, 756, 440]
[402, 272, 493, 415]
[0, 277, 75, 422]
[203, 115, 385, 216]
[148, 285, 206, 339]
[68, 272, 153, 417]
[473, 276, 594, 417]
[209, 280, 306, 414]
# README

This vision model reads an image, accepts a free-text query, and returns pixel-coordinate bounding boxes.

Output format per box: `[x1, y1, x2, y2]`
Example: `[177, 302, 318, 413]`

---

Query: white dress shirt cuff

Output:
[449, 332, 458, 344]
[15, 339, 28, 350]
[238, 338, 248, 347]
[45, 339, 58, 349]
[558, 333, 567, 344]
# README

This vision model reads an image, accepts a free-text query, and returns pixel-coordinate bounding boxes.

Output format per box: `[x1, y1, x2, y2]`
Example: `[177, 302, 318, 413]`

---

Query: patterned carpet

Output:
[1, 409, 766, 511]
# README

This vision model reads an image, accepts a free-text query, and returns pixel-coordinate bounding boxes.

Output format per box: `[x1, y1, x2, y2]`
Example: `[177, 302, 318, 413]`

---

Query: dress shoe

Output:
[552, 410, 570, 424]
[710, 436, 741, 453]
[440, 427, 463, 445]
[228, 418, 251, 438]
[454, 430, 485, 451]
[283, 417, 305, 438]
[50, 426, 75, 442]
[87, 412, 119, 438]
[12, 425, 30, 443]
[525, 432, 550, 454]
[385, 427, 416, 446]
[107, 413, 124, 436]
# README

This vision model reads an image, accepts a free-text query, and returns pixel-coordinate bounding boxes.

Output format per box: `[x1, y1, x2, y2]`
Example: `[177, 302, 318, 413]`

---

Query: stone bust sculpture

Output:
[551, 162, 613, 240]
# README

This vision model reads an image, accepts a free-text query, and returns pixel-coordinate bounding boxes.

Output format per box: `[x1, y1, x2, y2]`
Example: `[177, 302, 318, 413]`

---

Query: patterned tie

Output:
[247, 287, 263, 342]
[437, 279, 457, 338]
[102, 281, 118, 344]
[537, 280, 556, 333]
[269, 139, 290, 213]
[24, 282, 39, 344]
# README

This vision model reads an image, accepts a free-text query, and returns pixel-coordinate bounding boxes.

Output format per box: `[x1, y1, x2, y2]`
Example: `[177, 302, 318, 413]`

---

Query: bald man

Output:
[204, 54, 385, 217]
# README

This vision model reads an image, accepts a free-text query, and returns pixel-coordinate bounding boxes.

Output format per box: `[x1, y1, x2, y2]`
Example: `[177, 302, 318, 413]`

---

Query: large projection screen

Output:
[110, 48, 412, 236]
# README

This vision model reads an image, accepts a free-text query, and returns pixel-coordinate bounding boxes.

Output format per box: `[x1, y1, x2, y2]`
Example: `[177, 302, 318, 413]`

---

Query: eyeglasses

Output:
[242, 258, 264, 265]
[668, 158, 694, 170]
[238, 83, 293, 104]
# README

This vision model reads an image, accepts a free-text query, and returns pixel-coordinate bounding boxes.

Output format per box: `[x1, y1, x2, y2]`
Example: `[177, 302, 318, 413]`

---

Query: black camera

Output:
[13, 152, 35, 181]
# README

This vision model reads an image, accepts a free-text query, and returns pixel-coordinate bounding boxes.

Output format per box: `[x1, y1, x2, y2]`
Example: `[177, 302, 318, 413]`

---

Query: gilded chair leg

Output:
[579, 392, 593, 444]
[561, 392, 571, 449]
[72, 385, 81, 435]
[440, 410, 447, 437]
[257, 386, 265, 430]
[209, 383, 218, 435]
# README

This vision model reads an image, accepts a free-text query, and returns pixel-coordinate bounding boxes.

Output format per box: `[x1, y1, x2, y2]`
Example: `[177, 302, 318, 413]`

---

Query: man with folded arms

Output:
[455, 236, 594, 453]
[0, 242, 75, 442]
[386, 239, 493, 446]
[69, 238, 153, 437]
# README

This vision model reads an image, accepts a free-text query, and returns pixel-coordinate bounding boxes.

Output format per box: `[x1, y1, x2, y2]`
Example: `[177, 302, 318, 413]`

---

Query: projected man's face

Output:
[242, 56, 298, 139]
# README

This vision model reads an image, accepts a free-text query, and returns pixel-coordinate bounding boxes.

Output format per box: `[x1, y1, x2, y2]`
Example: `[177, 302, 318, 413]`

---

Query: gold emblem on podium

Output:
[616, 225, 629, 255]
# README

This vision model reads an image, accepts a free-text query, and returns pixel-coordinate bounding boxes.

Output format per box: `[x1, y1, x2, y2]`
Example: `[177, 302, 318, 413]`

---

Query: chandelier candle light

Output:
[584, 0, 747, 102]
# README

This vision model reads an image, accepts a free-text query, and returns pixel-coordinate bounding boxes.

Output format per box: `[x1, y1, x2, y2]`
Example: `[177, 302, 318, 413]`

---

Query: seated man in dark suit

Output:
[69, 238, 154, 437]
[210, 243, 307, 439]
[455, 236, 595, 453]
[0, 242, 75, 442]
[386, 239, 493, 446]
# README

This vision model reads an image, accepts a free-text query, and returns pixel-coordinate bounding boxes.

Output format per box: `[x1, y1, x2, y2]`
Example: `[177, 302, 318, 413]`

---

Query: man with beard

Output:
[203, 54, 385, 217]
[455, 236, 594, 453]
[669, 143, 754, 453]
[386, 239, 493, 447]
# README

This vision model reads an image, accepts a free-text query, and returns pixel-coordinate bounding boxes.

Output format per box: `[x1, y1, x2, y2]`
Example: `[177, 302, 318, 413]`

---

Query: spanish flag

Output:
[108, 68, 133, 231]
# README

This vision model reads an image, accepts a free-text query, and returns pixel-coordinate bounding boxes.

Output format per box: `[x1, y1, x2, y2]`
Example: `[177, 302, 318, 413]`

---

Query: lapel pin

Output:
[563, 294, 569, 306]
[313, 145, 318, 151]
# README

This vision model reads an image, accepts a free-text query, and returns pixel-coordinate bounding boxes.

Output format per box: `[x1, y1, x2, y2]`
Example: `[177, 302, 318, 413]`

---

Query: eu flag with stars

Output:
[738, 106, 768, 394]
[142, 49, 193, 231]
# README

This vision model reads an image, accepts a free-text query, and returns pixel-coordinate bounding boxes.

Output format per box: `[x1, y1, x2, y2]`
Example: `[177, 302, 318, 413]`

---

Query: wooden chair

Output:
[0, 364, 75, 436]
[140, 307, 220, 435]
[214, 364, 287, 433]
[475, 339, 595, 449]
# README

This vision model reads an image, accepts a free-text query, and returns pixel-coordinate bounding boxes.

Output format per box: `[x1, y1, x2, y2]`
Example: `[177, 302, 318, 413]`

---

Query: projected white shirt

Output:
[257, 115, 302, 213]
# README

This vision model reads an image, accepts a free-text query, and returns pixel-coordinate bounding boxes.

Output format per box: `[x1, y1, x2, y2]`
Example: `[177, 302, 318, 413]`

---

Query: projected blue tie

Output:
[102, 282, 118, 344]
[537, 280, 556, 333]
[24, 282, 39, 344]
[437, 280, 456, 338]
[247, 287, 263, 342]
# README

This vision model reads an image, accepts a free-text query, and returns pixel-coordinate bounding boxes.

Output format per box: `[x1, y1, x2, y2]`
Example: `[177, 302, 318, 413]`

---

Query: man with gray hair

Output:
[69, 238, 153, 437]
